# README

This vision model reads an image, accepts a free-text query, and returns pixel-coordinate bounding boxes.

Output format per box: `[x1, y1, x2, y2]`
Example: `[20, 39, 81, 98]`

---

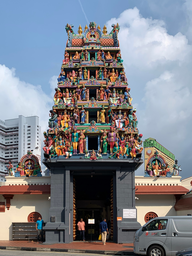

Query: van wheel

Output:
[148, 245, 165, 256]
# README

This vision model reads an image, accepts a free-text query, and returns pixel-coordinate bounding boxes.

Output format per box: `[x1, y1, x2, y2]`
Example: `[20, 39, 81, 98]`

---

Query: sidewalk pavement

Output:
[0, 241, 134, 255]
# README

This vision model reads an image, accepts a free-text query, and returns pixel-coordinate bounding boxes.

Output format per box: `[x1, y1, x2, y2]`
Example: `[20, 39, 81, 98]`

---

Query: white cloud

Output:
[0, 64, 52, 133]
[106, 7, 192, 178]
[107, 7, 191, 69]
[184, 0, 192, 42]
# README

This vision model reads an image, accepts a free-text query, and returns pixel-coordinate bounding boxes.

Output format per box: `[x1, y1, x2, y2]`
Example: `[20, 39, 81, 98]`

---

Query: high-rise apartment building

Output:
[0, 115, 41, 172]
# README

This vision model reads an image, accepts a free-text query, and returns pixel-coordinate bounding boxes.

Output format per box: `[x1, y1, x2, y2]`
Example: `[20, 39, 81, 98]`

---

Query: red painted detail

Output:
[136, 185, 188, 195]
[0, 185, 50, 195]
[0, 202, 5, 212]
[28, 212, 42, 222]
[3, 194, 14, 210]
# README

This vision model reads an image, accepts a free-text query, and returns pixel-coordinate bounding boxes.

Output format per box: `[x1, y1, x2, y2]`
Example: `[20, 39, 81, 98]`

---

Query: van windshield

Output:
[145, 219, 168, 231]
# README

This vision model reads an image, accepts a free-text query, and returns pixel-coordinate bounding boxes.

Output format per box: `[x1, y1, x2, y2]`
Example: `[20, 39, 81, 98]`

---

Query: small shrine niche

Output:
[15, 151, 42, 177]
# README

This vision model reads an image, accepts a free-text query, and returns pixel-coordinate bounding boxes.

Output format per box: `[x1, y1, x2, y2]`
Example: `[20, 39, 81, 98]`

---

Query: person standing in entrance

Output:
[99, 218, 108, 245]
[77, 218, 85, 241]
[36, 216, 44, 242]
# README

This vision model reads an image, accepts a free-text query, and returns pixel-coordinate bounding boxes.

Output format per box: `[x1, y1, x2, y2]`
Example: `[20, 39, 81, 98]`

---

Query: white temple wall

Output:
[0, 194, 50, 240]
[136, 194, 176, 226]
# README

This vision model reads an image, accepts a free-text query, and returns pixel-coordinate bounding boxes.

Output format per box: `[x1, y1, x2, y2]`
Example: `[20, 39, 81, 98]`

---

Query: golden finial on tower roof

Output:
[98, 25, 101, 30]
[78, 25, 83, 35]
[103, 25, 107, 35]
[84, 25, 88, 32]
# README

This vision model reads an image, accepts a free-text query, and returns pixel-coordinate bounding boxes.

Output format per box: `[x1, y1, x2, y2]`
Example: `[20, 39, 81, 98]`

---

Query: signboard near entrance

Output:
[123, 209, 136, 219]
[88, 219, 95, 224]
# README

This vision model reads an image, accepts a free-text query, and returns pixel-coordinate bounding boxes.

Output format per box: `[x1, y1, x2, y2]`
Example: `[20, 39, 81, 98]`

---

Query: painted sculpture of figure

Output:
[100, 106, 105, 123]
[101, 131, 108, 154]
[105, 85, 111, 100]
[128, 110, 134, 128]
[61, 110, 70, 128]
[85, 50, 88, 61]
[97, 50, 101, 61]
[108, 126, 117, 154]
[105, 51, 113, 60]
[80, 106, 86, 123]
[81, 50, 84, 60]
[98, 68, 103, 80]
[63, 51, 69, 64]
[172, 160, 182, 176]
[146, 163, 153, 177]
[73, 51, 80, 60]
[124, 87, 131, 105]
[78, 68, 82, 79]
[90, 150, 97, 160]
[113, 142, 120, 159]
[125, 137, 131, 157]
[16, 162, 25, 176]
[8, 161, 13, 176]
[120, 68, 127, 82]
[109, 69, 117, 82]
[55, 142, 62, 156]
[97, 149, 102, 159]
[119, 135, 126, 156]
[57, 68, 66, 82]
[132, 109, 138, 130]
[49, 110, 58, 128]
[135, 134, 143, 154]
[130, 143, 137, 159]
[115, 110, 124, 128]
[78, 130, 86, 154]
[70, 70, 77, 83]
[72, 127, 79, 154]
[106, 106, 113, 123]
[116, 51, 123, 63]
[83, 68, 88, 79]
[63, 88, 70, 102]
[50, 145, 57, 158]
[54, 88, 63, 106]
[123, 112, 129, 127]
[103, 68, 107, 79]
[152, 160, 161, 176]
[98, 86, 105, 101]
[73, 106, 79, 124]
[81, 85, 87, 100]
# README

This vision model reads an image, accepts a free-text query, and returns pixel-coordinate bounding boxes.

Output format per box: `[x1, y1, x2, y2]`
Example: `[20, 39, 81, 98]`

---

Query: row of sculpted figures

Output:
[43, 126, 143, 159]
[48, 107, 138, 131]
[57, 67, 127, 84]
[54, 86, 131, 107]
[63, 50, 123, 65]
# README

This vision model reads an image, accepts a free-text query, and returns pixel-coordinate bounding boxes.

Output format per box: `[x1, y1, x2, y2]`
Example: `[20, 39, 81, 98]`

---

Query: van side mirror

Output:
[142, 226, 147, 232]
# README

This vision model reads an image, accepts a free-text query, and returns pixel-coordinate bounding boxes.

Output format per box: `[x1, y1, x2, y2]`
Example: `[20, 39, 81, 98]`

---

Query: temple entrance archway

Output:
[73, 174, 113, 241]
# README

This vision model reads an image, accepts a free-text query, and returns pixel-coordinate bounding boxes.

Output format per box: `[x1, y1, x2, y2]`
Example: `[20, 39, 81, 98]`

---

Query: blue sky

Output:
[0, 0, 192, 178]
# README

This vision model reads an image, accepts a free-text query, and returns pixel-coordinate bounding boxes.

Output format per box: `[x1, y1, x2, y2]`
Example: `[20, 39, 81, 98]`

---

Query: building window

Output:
[144, 212, 158, 223]
[27, 212, 42, 222]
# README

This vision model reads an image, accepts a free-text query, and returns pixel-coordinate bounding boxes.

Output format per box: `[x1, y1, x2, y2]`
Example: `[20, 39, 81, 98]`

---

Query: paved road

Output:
[0, 250, 132, 256]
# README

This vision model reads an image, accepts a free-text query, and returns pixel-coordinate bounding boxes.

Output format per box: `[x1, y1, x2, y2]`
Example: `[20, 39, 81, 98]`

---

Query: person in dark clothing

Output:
[99, 218, 108, 245]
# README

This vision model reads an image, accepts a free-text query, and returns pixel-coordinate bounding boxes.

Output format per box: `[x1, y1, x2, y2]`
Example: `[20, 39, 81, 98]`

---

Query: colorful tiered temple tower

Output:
[43, 22, 143, 244]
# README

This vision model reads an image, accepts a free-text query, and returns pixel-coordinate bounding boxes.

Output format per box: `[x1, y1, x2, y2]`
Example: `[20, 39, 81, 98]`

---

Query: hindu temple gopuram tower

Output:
[43, 22, 143, 244]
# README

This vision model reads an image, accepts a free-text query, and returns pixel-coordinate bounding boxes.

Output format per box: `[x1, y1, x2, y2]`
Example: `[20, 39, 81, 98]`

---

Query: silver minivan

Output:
[134, 216, 192, 256]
